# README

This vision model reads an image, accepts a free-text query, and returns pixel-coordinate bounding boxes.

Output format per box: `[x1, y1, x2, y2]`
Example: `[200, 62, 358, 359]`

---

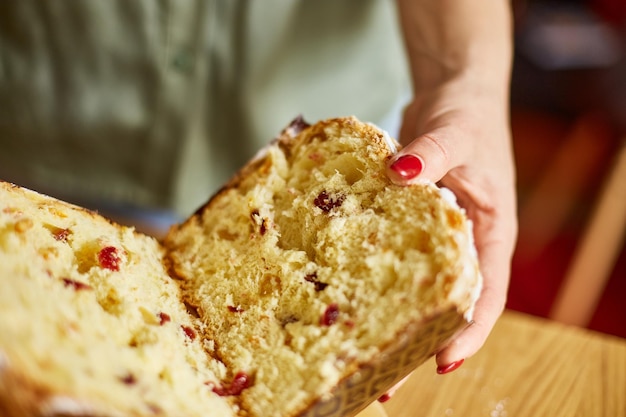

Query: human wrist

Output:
[411, 73, 510, 119]
[397, 0, 513, 98]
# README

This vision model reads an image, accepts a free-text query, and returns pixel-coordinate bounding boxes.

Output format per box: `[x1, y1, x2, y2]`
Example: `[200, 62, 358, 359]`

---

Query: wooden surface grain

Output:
[357, 402, 388, 417]
[377, 310, 626, 417]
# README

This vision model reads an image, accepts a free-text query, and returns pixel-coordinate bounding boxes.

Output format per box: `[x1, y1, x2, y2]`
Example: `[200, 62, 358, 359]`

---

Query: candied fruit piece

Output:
[314, 191, 345, 212]
[98, 246, 120, 271]
[158, 312, 171, 325]
[181, 325, 196, 340]
[320, 303, 340, 326]
[211, 371, 251, 396]
[308, 151, 324, 162]
[286, 115, 310, 135]
[44, 224, 71, 242]
[120, 373, 137, 385]
[304, 272, 328, 292]
[62, 278, 92, 291]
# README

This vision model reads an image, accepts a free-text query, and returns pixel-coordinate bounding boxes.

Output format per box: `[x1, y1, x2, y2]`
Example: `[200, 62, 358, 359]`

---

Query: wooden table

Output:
[359, 310, 626, 417]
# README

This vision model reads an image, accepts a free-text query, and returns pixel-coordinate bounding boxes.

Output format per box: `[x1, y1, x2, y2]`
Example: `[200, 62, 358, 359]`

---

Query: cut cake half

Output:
[164, 116, 482, 417]
[0, 182, 235, 417]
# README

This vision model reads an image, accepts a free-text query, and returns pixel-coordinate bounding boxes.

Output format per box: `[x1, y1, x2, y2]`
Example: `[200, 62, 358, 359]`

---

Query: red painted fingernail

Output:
[389, 154, 423, 179]
[378, 393, 392, 403]
[436, 359, 465, 375]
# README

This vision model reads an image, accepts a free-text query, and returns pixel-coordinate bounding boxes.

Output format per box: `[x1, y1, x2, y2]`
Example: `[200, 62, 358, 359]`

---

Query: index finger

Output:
[436, 183, 517, 367]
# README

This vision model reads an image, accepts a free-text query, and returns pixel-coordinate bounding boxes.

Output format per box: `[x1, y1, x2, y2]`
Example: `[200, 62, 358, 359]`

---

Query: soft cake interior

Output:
[165, 119, 479, 417]
[0, 184, 235, 417]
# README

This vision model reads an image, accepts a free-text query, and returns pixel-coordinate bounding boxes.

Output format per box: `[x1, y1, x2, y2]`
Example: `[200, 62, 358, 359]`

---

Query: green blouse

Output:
[0, 0, 409, 216]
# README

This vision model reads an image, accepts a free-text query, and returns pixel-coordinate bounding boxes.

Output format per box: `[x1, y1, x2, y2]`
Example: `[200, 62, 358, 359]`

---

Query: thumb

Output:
[386, 130, 455, 185]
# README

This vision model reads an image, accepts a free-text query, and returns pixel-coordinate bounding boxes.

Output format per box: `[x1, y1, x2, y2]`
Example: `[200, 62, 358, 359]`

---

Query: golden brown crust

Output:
[0, 368, 47, 417]
[0, 181, 146, 240]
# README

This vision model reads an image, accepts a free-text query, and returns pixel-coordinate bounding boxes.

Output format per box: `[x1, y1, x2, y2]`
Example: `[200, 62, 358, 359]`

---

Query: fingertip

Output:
[387, 130, 454, 184]
[389, 154, 424, 179]
[436, 359, 465, 375]
[377, 373, 411, 402]
[435, 312, 501, 369]
[435, 339, 465, 370]
[386, 153, 425, 185]
[377, 393, 391, 403]
[434, 322, 480, 368]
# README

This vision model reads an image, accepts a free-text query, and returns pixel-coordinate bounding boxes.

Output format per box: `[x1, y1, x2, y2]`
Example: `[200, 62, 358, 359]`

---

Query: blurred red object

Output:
[507, 108, 626, 338]
[591, 0, 626, 28]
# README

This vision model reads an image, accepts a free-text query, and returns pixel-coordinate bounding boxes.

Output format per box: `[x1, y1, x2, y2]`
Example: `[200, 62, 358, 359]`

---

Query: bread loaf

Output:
[0, 182, 237, 417]
[0, 116, 482, 417]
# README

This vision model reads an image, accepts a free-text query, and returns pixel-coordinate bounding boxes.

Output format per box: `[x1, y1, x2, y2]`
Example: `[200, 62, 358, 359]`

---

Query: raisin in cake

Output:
[164, 116, 482, 417]
[0, 182, 236, 417]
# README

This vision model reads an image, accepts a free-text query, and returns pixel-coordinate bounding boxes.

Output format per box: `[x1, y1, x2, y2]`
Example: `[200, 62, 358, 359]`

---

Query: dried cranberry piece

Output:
[281, 115, 310, 139]
[320, 303, 340, 326]
[287, 115, 310, 135]
[158, 312, 171, 325]
[304, 273, 328, 292]
[314, 191, 345, 213]
[98, 246, 120, 271]
[120, 373, 136, 385]
[212, 371, 251, 396]
[62, 278, 92, 291]
[181, 325, 196, 340]
[308, 152, 323, 162]
[259, 220, 267, 235]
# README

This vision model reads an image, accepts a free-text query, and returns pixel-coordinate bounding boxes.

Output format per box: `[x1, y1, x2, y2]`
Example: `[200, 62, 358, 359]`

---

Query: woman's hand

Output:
[379, 74, 517, 403]
[385, 0, 516, 379]
[378, 1, 516, 402]
[387, 77, 518, 371]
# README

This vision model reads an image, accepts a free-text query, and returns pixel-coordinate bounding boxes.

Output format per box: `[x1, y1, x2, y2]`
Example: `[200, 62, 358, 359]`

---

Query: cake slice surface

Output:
[0, 182, 235, 417]
[164, 116, 482, 417]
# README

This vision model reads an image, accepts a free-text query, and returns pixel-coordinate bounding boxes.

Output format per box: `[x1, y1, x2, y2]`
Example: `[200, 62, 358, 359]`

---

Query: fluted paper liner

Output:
[300, 308, 469, 417]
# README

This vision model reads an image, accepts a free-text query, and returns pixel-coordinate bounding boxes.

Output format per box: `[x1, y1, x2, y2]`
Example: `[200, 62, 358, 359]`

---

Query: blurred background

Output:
[508, 0, 626, 338]
[1, 0, 624, 339]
